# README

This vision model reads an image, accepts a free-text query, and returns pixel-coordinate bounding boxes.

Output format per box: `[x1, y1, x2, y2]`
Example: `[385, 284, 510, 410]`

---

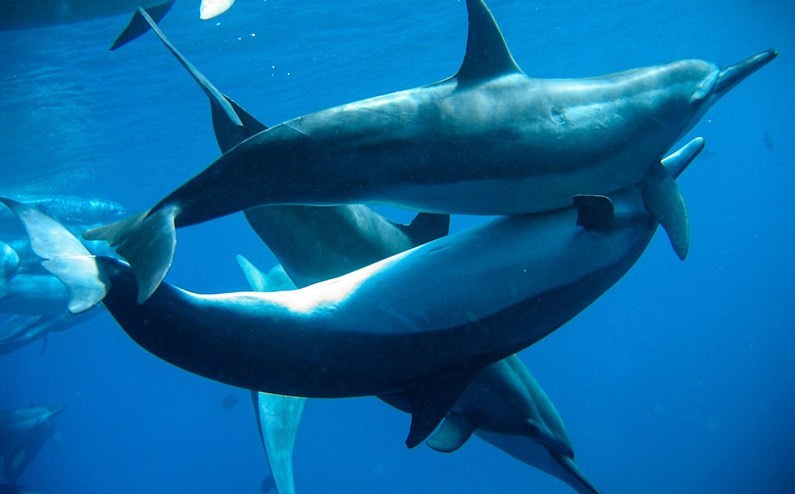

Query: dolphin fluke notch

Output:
[714, 49, 778, 98]
[109, 0, 176, 51]
[455, 0, 522, 82]
[83, 205, 178, 304]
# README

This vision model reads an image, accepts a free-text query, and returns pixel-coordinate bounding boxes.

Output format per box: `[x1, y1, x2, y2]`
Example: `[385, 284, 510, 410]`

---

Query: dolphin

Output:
[120, 13, 599, 492]
[0, 134, 703, 447]
[0, 243, 20, 297]
[0, 0, 174, 30]
[0, 405, 64, 482]
[85, 0, 775, 302]
[241, 259, 600, 494]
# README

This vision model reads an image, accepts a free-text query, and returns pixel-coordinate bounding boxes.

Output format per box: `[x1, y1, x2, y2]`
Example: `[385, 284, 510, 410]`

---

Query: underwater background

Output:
[1, 0, 793, 492]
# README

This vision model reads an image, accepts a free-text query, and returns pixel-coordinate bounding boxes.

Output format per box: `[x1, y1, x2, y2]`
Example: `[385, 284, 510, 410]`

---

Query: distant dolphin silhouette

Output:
[0, 134, 703, 448]
[117, 11, 600, 492]
[0, 404, 64, 482]
[85, 0, 775, 302]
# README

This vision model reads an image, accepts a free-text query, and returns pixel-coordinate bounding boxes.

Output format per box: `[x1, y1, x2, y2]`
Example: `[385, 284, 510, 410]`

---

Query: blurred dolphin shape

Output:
[0, 404, 64, 483]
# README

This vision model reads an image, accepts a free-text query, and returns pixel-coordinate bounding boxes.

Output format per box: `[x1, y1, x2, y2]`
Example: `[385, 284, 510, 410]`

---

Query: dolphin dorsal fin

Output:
[455, 0, 522, 83]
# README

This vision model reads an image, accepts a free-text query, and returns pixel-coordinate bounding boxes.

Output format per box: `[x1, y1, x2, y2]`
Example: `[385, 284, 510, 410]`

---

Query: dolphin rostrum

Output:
[85, 0, 774, 302]
[120, 12, 599, 491]
[0, 134, 703, 448]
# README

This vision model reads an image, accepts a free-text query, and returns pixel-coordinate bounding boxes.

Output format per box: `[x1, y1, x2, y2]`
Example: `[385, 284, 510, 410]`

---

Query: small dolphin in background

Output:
[0, 243, 20, 297]
[0, 405, 64, 483]
[86, 0, 776, 302]
[117, 11, 599, 492]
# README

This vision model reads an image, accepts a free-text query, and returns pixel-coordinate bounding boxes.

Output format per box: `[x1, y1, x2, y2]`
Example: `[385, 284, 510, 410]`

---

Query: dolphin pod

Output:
[0, 129, 703, 450]
[84, 0, 775, 303]
[115, 12, 602, 491]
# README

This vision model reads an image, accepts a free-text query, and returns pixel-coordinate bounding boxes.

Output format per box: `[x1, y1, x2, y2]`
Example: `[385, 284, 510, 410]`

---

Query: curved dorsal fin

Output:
[455, 0, 522, 83]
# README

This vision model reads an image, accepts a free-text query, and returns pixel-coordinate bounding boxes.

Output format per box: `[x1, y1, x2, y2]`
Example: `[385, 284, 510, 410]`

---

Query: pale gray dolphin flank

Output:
[85, 0, 775, 302]
[120, 12, 599, 491]
[0, 133, 703, 447]
[0, 404, 64, 482]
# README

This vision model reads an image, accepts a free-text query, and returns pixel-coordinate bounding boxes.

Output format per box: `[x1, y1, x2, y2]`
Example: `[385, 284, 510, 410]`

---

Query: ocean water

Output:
[1, 0, 793, 493]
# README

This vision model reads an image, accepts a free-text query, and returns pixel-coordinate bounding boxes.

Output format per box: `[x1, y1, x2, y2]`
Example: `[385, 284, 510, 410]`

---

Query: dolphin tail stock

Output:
[82, 205, 178, 304]
[713, 49, 777, 99]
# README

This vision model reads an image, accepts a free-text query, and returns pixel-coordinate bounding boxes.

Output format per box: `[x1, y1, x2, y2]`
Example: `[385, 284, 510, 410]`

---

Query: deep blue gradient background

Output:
[1, 1, 793, 492]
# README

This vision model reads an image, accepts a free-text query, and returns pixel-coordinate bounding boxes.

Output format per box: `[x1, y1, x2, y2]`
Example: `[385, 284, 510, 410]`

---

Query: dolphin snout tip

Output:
[714, 48, 778, 96]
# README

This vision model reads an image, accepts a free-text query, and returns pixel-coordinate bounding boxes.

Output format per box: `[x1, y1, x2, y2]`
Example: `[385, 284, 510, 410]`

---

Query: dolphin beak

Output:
[46, 404, 66, 419]
[714, 49, 777, 97]
[553, 452, 602, 494]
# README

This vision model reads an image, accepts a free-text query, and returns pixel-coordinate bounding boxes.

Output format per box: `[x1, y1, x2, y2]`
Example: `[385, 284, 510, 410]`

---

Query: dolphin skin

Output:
[0, 404, 64, 482]
[0, 135, 702, 447]
[0, 0, 174, 30]
[85, 0, 775, 302]
[123, 13, 598, 492]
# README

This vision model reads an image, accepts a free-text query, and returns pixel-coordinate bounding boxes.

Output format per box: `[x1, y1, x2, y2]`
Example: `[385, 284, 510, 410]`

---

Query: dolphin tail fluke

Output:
[83, 205, 177, 303]
[714, 49, 777, 98]
[110, 0, 176, 50]
[0, 198, 109, 313]
[555, 454, 602, 494]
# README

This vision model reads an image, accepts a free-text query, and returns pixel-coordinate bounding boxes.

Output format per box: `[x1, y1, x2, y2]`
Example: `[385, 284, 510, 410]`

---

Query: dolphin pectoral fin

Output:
[573, 195, 614, 230]
[254, 391, 306, 494]
[641, 162, 689, 260]
[714, 49, 778, 98]
[425, 413, 475, 453]
[455, 0, 522, 83]
[661, 137, 705, 180]
[404, 369, 479, 449]
[396, 213, 451, 247]
[0, 198, 110, 314]
[109, 0, 176, 50]
[200, 0, 236, 20]
[84, 205, 177, 303]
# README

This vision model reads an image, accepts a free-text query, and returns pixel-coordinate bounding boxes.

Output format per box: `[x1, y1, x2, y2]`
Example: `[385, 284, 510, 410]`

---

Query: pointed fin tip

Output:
[110, 0, 176, 51]
[455, 0, 522, 83]
[641, 163, 689, 260]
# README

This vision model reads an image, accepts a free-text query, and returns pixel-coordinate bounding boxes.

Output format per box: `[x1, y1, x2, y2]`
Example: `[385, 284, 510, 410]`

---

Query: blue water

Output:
[1, 0, 793, 492]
